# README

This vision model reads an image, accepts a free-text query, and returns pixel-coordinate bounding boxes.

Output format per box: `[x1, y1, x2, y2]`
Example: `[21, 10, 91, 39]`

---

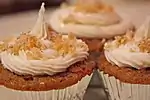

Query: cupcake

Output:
[0, 3, 95, 100]
[49, 0, 134, 52]
[98, 17, 150, 100]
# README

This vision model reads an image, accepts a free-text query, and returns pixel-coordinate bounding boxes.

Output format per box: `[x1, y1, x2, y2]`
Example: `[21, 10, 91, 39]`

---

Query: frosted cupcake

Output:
[98, 17, 150, 100]
[49, 0, 134, 52]
[0, 3, 95, 100]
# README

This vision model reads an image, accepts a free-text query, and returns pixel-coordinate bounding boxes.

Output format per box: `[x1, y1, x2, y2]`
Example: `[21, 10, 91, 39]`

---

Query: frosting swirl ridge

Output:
[50, 0, 133, 38]
[104, 17, 150, 69]
[0, 3, 89, 76]
[1, 34, 89, 76]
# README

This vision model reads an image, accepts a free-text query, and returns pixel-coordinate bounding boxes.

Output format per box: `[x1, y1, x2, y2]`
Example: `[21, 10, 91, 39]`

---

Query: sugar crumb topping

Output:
[138, 38, 150, 53]
[7, 33, 46, 55]
[52, 33, 81, 55]
[26, 48, 47, 60]
[104, 31, 134, 50]
[1, 33, 87, 60]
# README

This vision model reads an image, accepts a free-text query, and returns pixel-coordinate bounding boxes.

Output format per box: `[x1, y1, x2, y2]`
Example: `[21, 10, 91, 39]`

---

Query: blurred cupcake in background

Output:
[49, 0, 134, 52]
[0, 3, 96, 100]
[98, 17, 150, 100]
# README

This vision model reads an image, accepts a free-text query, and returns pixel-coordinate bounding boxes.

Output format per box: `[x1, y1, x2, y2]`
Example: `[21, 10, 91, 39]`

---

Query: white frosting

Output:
[134, 17, 150, 41]
[30, 3, 48, 39]
[105, 42, 150, 69]
[1, 38, 88, 76]
[104, 17, 150, 69]
[49, 7, 133, 38]
[67, 8, 121, 25]
[1, 3, 89, 76]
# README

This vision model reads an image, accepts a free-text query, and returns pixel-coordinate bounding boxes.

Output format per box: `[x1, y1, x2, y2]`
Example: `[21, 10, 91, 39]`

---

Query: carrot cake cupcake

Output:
[98, 17, 150, 100]
[49, 0, 134, 52]
[0, 3, 95, 100]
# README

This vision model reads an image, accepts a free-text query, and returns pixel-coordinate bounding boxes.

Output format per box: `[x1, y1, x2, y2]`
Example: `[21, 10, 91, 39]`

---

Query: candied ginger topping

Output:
[52, 33, 76, 55]
[26, 48, 47, 60]
[52, 33, 88, 55]
[3, 33, 88, 60]
[104, 31, 134, 50]
[0, 42, 7, 52]
[7, 33, 46, 55]
[138, 38, 150, 53]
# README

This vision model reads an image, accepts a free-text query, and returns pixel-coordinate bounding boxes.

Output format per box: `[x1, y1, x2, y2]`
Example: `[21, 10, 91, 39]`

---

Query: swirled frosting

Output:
[30, 3, 48, 39]
[104, 17, 150, 69]
[49, 0, 133, 38]
[0, 3, 89, 76]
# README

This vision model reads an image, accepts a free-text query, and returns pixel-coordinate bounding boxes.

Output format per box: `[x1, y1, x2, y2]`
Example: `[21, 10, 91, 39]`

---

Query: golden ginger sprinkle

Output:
[68, 33, 76, 40]
[3, 32, 86, 58]
[74, 3, 113, 13]
[105, 34, 134, 50]
[114, 36, 126, 46]
[138, 38, 150, 53]
[8, 34, 46, 55]
[52, 33, 77, 55]
[0, 42, 8, 52]
[114, 34, 133, 46]
[26, 48, 47, 60]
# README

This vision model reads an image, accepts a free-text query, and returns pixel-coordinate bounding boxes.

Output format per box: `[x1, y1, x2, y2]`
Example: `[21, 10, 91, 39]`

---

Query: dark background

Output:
[0, 0, 65, 15]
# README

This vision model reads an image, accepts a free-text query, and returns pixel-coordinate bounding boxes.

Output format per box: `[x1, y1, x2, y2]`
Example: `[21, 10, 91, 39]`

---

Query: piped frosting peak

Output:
[134, 17, 150, 41]
[30, 3, 48, 39]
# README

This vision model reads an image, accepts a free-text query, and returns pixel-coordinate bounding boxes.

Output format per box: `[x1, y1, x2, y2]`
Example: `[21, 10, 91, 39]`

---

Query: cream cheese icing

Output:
[49, 0, 133, 38]
[1, 36, 88, 76]
[134, 18, 150, 41]
[104, 17, 150, 69]
[30, 3, 48, 39]
[0, 3, 89, 76]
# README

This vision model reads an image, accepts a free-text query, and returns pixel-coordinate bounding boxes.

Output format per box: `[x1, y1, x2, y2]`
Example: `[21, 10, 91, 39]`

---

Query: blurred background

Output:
[0, 0, 65, 15]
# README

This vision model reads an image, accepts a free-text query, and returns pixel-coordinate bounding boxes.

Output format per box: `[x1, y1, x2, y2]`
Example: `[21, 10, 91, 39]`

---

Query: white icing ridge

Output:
[104, 17, 150, 69]
[30, 3, 48, 39]
[0, 3, 89, 76]
[1, 39, 88, 76]
[49, 7, 133, 38]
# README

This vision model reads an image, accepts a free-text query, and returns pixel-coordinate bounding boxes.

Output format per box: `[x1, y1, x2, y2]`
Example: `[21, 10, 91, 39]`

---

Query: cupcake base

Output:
[99, 71, 150, 100]
[98, 53, 150, 100]
[0, 74, 92, 100]
[0, 60, 95, 91]
[98, 53, 150, 84]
